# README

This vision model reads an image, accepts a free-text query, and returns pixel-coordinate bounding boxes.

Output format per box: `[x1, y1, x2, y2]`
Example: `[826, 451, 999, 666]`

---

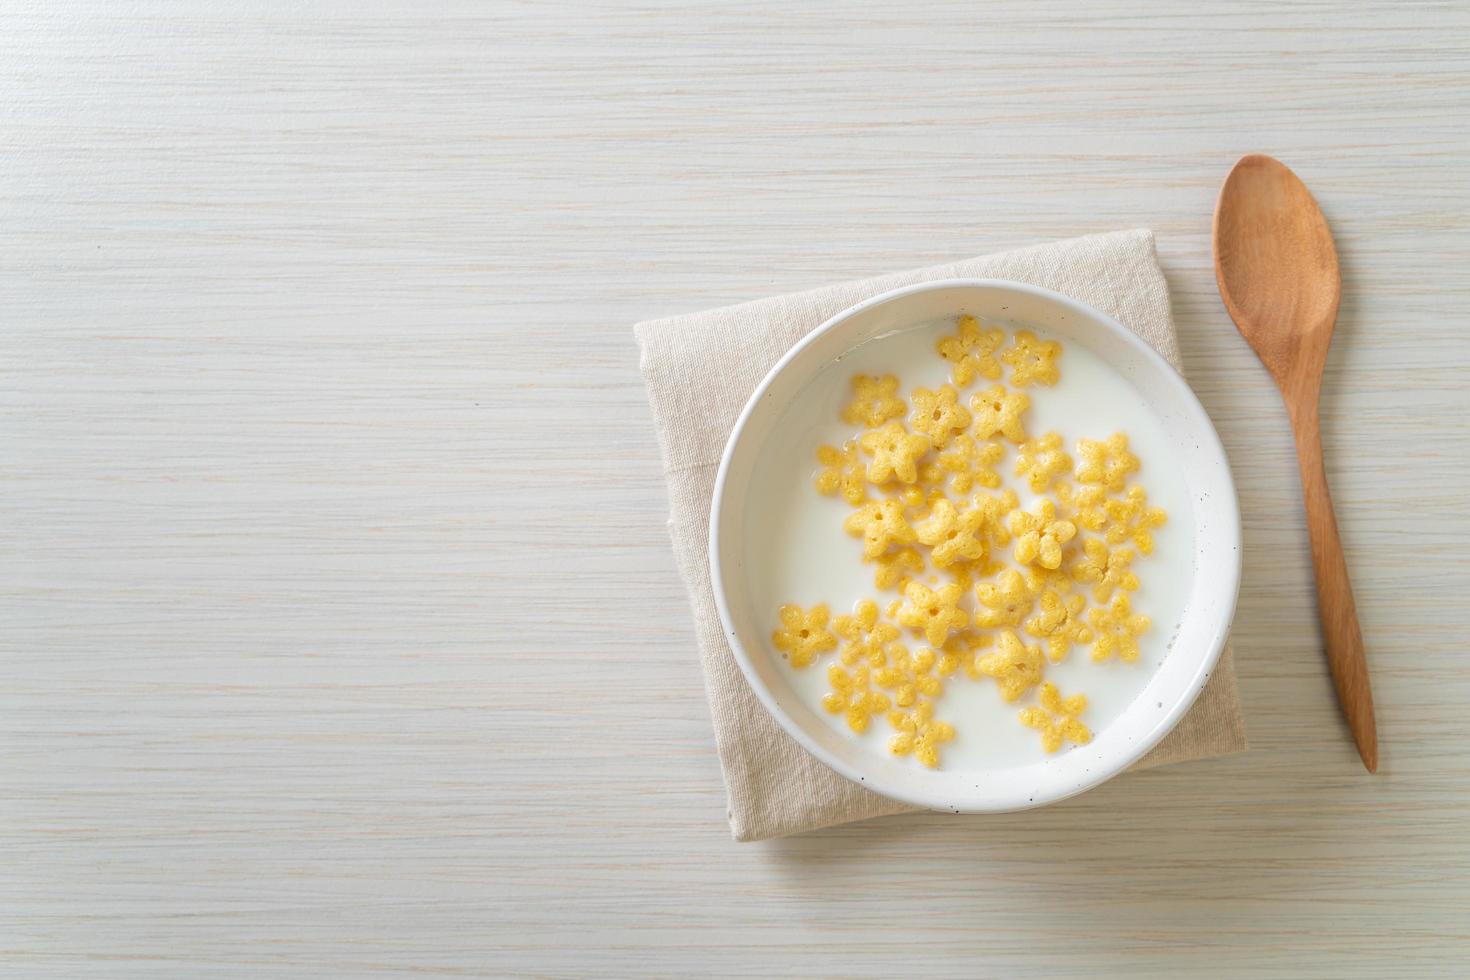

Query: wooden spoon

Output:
[1213, 153, 1377, 772]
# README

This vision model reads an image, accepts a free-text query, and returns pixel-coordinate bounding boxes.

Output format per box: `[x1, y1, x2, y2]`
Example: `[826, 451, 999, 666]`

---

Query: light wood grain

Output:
[1215, 153, 1376, 771]
[2, 1, 1469, 977]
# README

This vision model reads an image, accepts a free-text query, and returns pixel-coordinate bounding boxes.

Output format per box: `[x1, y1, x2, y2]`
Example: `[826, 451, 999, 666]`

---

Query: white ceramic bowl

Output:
[709, 279, 1240, 813]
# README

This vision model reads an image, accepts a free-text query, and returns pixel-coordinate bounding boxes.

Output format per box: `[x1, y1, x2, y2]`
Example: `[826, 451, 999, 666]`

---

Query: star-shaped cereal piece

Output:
[896, 580, 969, 647]
[1014, 431, 1073, 493]
[1000, 329, 1062, 387]
[973, 568, 1035, 629]
[841, 373, 906, 427]
[822, 663, 892, 735]
[832, 599, 904, 668]
[858, 421, 932, 485]
[772, 603, 837, 668]
[969, 384, 1030, 444]
[843, 498, 916, 559]
[814, 439, 868, 505]
[1088, 593, 1151, 663]
[973, 630, 1046, 703]
[1024, 590, 1093, 663]
[1075, 433, 1141, 493]
[935, 314, 1004, 386]
[913, 498, 990, 568]
[1020, 683, 1092, 752]
[871, 546, 924, 592]
[1007, 498, 1078, 570]
[948, 556, 1003, 595]
[908, 385, 972, 449]
[875, 645, 944, 708]
[1054, 481, 1109, 532]
[1024, 563, 1074, 597]
[1070, 538, 1140, 603]
[887, 702, 955, 769]
[938, 630, 993, 678]
[886, 701, 955, 768]
[891, 473, 947, 517]
[936, 434, 1004, 494]
[971, 488, 1019, 546]
[1103, 485, 1168, 555]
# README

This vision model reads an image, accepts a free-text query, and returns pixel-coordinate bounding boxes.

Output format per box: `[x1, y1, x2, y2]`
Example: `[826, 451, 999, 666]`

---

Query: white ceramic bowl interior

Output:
[710, 280, 1240, 813]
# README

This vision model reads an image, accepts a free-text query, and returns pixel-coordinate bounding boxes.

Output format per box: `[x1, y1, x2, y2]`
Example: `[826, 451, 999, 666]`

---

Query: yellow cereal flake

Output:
[858, 421, 932, 485]
[936, 434, 1004, 494]
[1020, 683, 1092, 752]
[841, 374, 906, 428]
[908, 385, 972, 449]
[815, 440, 868, 505]
[786, 326, 1170, 769]
[949, 556, 1004, 594]
[1006, 499, 1078, 570]
[897, 580, 969, 647]
[1014, 432, 1073, 493]
[892, 479, 948, 518]
[971, 488, 1019, 546]
[969, 384, 1030, 444]
[1103, 485, 1168, 555]
[887, 701, 955, 768]
[822, 663, 892, 734]
[772, 603, 837, 668]
[1023, 563, 1074, 597]
[1070, 538, 1140, 603]
[938, 630, 993, 677]
[843, 498, 916, 559]
[871, 546, 924, 592]
[1075, 433, 1141, 493]
[1088, 593, 1151, 663]
[973, 568, 1035, 629]
[1054, 481, 1109, 531]
[936, 315, 1005, 386]
[914, 498, 991, 569]
[833, 599, 904, 668]
[974, 630, 1046, 703]
[1024, 590, 1093, 663]
[1001, 329, 1062, 387]
[875, 646, 944, 708]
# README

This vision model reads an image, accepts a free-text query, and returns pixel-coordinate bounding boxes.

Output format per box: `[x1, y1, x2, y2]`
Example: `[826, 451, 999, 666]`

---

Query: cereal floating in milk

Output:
[773, 314, 1169, 768]
[886, 702, 955, 769]
[822, 663, 891, 735]
[1014, 432, 1074, 493]
[771, 603, 837, 668]
[858, 421, 931, 485]
[968, 384, 1030, 443]
[1001, 329, 1063, 387]
[814, 439, 869, 505]
[1071, 538, 1140, 603]
[936, 314, 1005, 386]
[908, 385, 972, 448]
[842, 373, 907, 428]
[1020, 683, 1093, 753]
[1088, 593, 1153, 664]
[1076, 433, 1141, 492]
[1006, 498, 1078, 570]
[974, 630, 1047, 703]
[1025, 590, 1093, 664]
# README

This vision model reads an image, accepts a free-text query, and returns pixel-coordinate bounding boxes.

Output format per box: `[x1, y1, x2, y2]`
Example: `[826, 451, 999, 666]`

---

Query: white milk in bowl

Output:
[743, 316, 1193, 772]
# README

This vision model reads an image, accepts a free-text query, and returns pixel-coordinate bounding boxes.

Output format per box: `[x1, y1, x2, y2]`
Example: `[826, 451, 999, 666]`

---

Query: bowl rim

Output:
[708, 277, 1241, 812]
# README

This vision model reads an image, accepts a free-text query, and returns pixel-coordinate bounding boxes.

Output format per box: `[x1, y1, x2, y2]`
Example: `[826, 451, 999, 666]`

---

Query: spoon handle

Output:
[1288, 399, 1378, 772]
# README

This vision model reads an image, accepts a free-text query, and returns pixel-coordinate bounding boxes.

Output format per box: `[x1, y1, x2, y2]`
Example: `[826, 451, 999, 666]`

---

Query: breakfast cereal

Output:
[768, 313, 1172, 769]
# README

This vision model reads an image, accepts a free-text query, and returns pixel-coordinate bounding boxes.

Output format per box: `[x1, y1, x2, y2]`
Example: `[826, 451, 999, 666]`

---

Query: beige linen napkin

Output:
[635, 230, 1246, 842]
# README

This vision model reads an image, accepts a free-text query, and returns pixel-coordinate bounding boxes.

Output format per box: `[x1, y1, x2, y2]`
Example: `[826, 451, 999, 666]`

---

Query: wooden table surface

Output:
[4, 2, 1469, 977]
